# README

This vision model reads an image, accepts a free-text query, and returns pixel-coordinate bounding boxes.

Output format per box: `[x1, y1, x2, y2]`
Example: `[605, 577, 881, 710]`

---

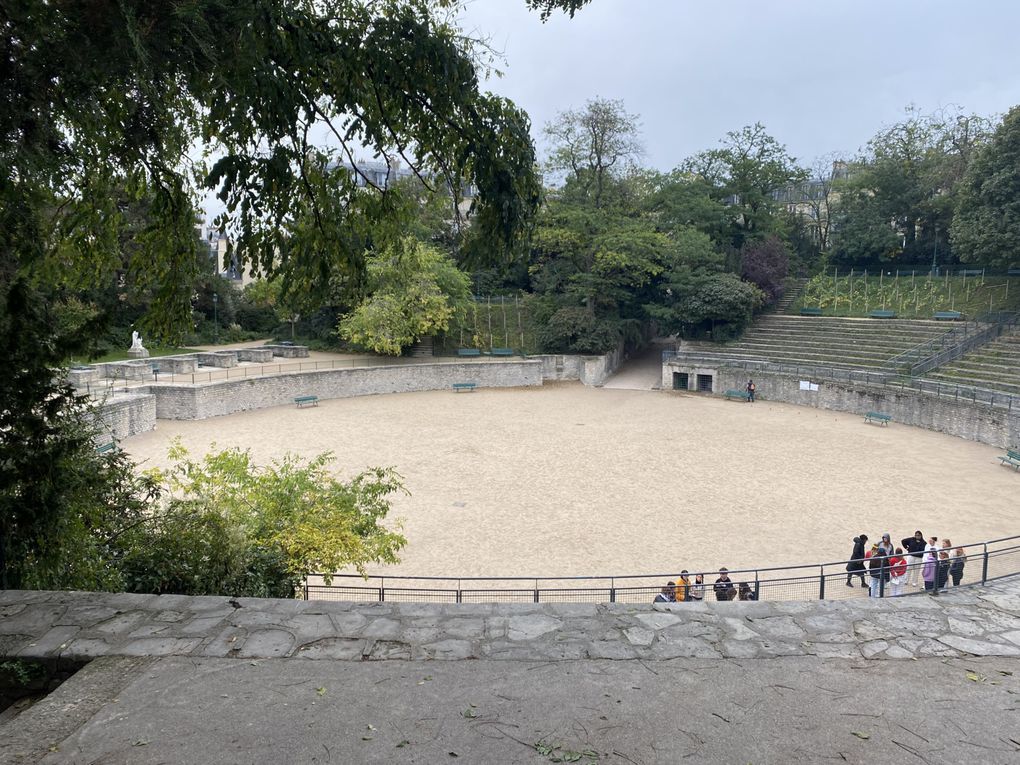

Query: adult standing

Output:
[846, 534, 869, 588]
[950, 547, 967, 586]
[901, 531, 925, 587]
[868, 548, 888, 598]
[746, 379, 756, 403]
[878, 533, 894, 556]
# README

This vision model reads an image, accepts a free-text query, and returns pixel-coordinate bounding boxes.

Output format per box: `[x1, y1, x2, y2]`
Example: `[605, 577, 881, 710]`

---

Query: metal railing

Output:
[303, 535, 1020, 604]
[661, 350, 1020, 411]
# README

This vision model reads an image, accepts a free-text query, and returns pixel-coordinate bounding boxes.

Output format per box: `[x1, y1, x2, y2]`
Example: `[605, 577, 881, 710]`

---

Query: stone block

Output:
[237, 348, 275, 363]
[295, 637, 366, 660]
[197, 352, 238, 368]
[237, 629, 295, 658]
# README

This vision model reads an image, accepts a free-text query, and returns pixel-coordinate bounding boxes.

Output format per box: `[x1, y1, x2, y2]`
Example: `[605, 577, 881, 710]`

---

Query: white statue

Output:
[130, 331, 144, 350]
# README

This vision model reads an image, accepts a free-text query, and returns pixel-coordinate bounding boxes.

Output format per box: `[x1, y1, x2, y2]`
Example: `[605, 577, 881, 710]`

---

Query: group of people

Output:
[654, 568, 757, 603]
[846, 530, 967, 597]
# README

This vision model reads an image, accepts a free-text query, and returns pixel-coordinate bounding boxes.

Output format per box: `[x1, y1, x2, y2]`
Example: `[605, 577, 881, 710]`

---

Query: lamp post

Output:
[213, 292, 219, 344]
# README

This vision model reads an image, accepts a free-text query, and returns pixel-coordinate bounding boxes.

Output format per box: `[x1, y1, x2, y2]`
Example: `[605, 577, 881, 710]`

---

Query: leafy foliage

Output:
[952, 106, 1020, 268]
[339, 238, 471, 354]
[740, 236, 790, 306]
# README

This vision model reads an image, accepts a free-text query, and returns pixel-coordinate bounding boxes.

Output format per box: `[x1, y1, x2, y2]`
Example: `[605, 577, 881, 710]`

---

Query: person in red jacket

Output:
[888, 547, 908, 596]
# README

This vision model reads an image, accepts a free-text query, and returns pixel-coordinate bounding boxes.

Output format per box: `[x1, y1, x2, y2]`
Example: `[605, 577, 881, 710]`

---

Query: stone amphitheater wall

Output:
[664, 361, 1019, 449]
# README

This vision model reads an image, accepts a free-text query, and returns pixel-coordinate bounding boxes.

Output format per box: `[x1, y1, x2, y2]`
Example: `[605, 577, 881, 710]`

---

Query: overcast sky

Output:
[457, 0, 1020, 172]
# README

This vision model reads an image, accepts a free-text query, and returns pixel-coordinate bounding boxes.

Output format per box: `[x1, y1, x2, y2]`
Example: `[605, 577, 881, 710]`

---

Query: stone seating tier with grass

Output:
[684, 315, 954, 370]
[924, 329, 1020, 396]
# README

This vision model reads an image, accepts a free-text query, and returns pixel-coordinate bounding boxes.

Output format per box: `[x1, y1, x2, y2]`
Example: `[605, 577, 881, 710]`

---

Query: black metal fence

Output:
[303, 535, 1020, 604]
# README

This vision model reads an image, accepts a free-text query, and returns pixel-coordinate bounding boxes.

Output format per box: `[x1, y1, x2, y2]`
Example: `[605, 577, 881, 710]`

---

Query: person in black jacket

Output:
[868, 549, 888, 598]
[901, 530, 925, 588]
[846, 534, 869, 587]
[936, 551, 951, 590]
[714, 568, 736, 601]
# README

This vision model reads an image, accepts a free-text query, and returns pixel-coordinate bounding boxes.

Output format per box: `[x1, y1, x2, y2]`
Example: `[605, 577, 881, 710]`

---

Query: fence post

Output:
[610, 578, 616, 604]
[303, 577, 309, 601]
[456, 579, 463, 604]
[818, 566, 825, 600]
[982, 544, 989, 584]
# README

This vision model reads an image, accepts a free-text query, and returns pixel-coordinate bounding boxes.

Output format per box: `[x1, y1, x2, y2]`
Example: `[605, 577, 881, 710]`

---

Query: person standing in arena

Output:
[746, 379, 756, 403]
[901, 531, 925, 587]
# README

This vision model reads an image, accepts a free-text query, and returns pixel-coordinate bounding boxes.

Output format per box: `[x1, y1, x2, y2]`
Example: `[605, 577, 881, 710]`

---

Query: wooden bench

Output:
[800, 307, 823, 316]
[490, 347, 515, 357]
[452, 382, 477, 393]
[294, 395, 319, 408]
[96, 442, 117, 455]
[724, 389, 750, 401]
[933, 311, 962, 321]
[457, 348, 481, 357]
[999, 449, 1020, 471]
[864, 411, 892, 426]
[869, 310, 897, 319]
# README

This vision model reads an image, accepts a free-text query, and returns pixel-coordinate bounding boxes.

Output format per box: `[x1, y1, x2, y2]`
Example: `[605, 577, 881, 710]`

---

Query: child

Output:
[936, 551, 951, 590]
[688, 573, 705, 602]
[888, 547, 907, 596]
[922, 554, 936, 591]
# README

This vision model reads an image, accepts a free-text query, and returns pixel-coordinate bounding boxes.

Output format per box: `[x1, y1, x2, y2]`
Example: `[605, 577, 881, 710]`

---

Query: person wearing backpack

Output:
[746, 379, 756, 403]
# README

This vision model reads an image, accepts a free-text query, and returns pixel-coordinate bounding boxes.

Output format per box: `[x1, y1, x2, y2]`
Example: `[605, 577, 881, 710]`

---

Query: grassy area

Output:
[793, 273, 1020, 318]
[70, 346, 200, 365]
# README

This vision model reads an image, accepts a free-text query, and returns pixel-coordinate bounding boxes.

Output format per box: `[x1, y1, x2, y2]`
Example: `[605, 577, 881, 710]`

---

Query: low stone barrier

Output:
[152, 359, 543, 419]
[99, 361, 152, 381]
[67, 366, 101, 389]
[196, 351, 238, 368]
[663, 360, 1020, 449]
[237, 348, 275, 363]
[264, 344, 310, 358]
[155, 356, 199, 374]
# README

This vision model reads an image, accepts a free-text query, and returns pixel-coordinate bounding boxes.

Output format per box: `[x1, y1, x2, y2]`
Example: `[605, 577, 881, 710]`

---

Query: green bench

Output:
[959, 269, 983, 276]
[294, 395, 319, 408]
[457, 348, 481, 357]
[800, 307, 823, 316]
[864, 411, 892, 426]
[869, 310, 897, 319]
[724, 389, 750, 401]
[489, 347, 515, 357]
[452, 382, 477, 393]
[933, 311, 962, 321]
[999, 449, 1020, 471]
[96, 442, 117, 455]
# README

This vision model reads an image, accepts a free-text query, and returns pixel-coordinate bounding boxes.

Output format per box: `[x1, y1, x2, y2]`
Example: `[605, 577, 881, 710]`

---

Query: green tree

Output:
[339, 238, 471, 355]
[544, 98, 644, 209]
[139, 442, 408, 586]
[951, 106, 1020, 268]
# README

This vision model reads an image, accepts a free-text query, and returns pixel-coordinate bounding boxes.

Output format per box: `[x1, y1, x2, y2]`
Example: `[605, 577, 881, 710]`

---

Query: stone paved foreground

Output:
[3, 577, 1020, 664]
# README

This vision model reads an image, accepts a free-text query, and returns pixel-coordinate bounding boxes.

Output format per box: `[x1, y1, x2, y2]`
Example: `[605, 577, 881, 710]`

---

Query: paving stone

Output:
[897, 638, 959, 658]
[295, 637, 366, 660]
[366, 640, 413, 660]
[633, 612, 682, 630]
[403, 628, 441, 643]
[853, 620, 898, 641]
[507, 615, 562, 641]
[361, 618, 402, 640]
[179, 615, 230, 635]
[623, 627, 655, 647]
[749, 616, 805, 640]
[417, 639, 475, 660]
[653, 635, 722, 659]
[1001, 631, 1020, 647]
[948, 616, 987, 638]
[127, 625, 170, 638]
[484, 617, 508, 639]
[199, 626, 248, 657]
[0, 604, 26, 618]
[120, 637, 203, 657]
[755, 640, 805, 657]
[722, 617, 760, 641]
[442, 618, 486, 639]
[61, 638, 112, 660]
[937, 635, 1020, 657]
[545, 603, 598, 617]
[92, 611, 146, 635]
[883, 645, 914, 659]
[720, 639, 761, 659]
[285, 614, 334, 639]
[861, 640, 890, 659]
[330, 612, 369, 634]
[659, 621, 722, 642]
[16, 625, 80, 658]
[871, 611, 947, 638]
[55, 605, 119, 627]
[237, 629, 296, 658]
[0, 605, 68, 635]
[0, 634, 32, 655]
[228, 610, 288, 628]
[153, 610, 187, 623]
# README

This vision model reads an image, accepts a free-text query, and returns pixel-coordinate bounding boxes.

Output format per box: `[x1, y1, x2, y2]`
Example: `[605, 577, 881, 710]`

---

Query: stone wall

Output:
[664, 360, 1020, 449]
[579, 341, 626, 387]
[97, 394, 156, 439]
[153, 360, 543, 420]
[533, 354, 583, 381]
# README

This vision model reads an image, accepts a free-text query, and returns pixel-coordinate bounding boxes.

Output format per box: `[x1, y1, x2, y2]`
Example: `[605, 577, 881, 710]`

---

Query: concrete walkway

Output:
[3, 579, 1020, 763]
[601, 344, 668, 390]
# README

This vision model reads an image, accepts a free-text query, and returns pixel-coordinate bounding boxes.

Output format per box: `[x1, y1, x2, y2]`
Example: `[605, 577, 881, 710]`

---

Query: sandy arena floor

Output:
[122, 383, 1018, 579]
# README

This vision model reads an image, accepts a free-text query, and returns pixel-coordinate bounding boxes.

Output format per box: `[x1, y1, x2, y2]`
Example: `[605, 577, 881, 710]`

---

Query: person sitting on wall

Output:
[654, 582, 676, 603]
[675, 570, 691, 602]
[688, 573, 705, 602]
[714, 568, 736, 601]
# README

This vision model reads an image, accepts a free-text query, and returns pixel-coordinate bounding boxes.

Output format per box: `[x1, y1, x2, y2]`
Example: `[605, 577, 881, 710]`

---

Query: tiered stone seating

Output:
[684, 315, 954, 370]
[924, 329, 1020, 395]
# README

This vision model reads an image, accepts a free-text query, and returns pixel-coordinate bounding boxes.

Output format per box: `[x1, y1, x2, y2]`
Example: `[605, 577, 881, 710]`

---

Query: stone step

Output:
[924, 372, 1020, 396]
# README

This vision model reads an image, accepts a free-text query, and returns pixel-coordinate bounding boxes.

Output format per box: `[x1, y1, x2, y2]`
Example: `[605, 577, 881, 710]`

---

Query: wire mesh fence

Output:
[303, 535, 1020, 605]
